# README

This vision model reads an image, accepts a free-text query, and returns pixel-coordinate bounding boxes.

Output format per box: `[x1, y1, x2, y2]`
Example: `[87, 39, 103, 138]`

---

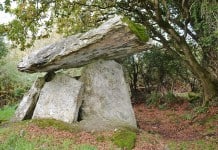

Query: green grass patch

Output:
[0, 105, 17, 122]
[0, 133, 76, 150]
[33, 135, 75, 150]
[0, 134, 35, 150]
[111, 129, 137, 150]
[74, 144, 97, 150]
[31, 118, 81, 132]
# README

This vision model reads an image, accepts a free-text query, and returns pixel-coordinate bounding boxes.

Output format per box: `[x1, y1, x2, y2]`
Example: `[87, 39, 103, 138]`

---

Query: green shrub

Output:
[181, 113, 194, 121]
[146, 91, 181, 108]
[0, 57, 38, 106]
[146, 92, 162, 106]
[111, 129, 137, 150]
[164, 92, 177, 104]
[188, 92, 201, 103]
[193, 106, 208, 114]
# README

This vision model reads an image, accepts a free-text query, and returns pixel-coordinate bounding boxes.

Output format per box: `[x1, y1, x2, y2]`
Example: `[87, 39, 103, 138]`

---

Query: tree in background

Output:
[0, 0, 217, 105]
[116, 0, 218, 106]
[123, 47, 194, 101]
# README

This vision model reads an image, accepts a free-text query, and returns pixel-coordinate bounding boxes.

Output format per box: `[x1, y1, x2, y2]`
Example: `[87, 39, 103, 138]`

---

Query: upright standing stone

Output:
[79, 60, 137, 131]
[12, 77, 45, 121]
[32, 73, 83, 123]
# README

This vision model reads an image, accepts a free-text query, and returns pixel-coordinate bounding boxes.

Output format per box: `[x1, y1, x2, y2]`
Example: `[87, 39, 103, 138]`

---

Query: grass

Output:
[0, 105, 17, 122]
[0, 134, 35, 150]
[167, 139, 218, 150]
[74, 144, 97, 150]
[0, 124, 97, 150]
[111, 129, 137, 150]
[0, 107, 217, 150]
[0, 133, 90, 150]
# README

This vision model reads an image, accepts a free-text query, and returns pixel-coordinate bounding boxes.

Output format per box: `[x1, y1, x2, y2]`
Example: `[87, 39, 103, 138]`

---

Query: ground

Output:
[0, 102, 217, 150]
[134, 103, 218, 140]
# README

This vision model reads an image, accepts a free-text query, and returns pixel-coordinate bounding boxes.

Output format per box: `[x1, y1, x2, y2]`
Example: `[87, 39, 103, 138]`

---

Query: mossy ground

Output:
[31, 118, 81, 132]
[111, 129, 137, 150]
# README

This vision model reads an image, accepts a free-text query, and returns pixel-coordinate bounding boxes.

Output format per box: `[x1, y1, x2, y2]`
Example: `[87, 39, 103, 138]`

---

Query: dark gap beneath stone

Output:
[77, 106, 83, 122]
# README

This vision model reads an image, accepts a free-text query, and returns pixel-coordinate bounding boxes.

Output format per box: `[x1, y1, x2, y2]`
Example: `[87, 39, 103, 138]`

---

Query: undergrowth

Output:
[0, 57, 38, 107]
[146, 91, 181, 109]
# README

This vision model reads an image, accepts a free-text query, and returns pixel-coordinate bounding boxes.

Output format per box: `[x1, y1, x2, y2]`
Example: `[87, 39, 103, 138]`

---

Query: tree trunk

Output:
[181, 43, 218, 106]
[201, 77, 218, 106]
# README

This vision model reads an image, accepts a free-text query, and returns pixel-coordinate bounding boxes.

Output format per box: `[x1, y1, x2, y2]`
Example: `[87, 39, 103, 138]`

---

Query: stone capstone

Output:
[12, 77, 45, 121]
[18, 16, 152, 73]
[79, 60, 137, 130]
[32, 73, 83, 123]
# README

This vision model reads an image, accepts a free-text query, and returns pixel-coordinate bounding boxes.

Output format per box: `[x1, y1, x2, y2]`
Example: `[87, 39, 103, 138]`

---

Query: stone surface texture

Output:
[18, 16, 152, 73]
[79, 60, 137, 130]
[32, 73, 83, 123]
[12, 77, 45, 121]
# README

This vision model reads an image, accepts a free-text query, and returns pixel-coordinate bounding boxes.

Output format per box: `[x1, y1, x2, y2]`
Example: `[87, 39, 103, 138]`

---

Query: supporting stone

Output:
[32, 73, 83, 123]
[79, 60, 137, 131]
[12, 77, 45, 121]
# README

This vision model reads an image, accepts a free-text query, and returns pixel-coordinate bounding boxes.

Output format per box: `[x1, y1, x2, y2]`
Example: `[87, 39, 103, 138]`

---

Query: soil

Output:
[23, 102, 217, 150]
[134, 103, 218, 140]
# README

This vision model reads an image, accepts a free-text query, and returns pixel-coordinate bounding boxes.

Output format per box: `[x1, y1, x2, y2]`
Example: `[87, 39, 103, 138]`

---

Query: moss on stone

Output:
[122, 17, 149, 42]
[111, 129, 137, 150]
[31, 118, 81, 132]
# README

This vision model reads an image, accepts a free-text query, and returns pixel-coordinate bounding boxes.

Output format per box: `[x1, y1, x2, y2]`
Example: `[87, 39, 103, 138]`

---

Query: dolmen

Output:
[13, 15, 152, 131]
